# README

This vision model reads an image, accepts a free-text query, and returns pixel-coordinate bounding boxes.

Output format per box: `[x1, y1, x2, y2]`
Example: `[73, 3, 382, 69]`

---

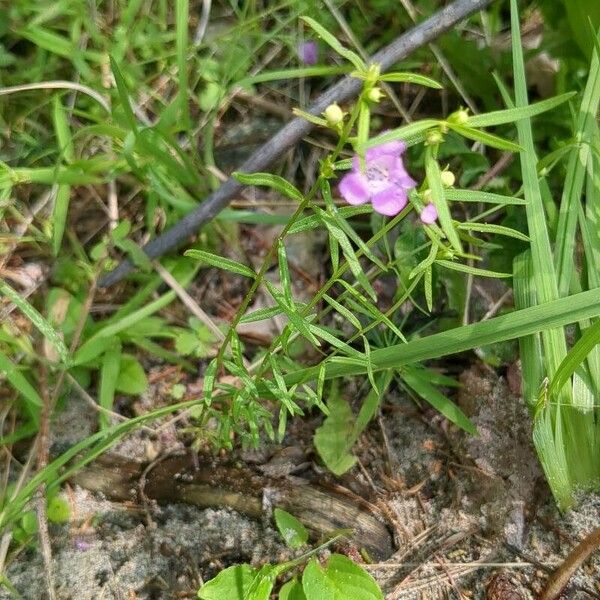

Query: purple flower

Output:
[420, 203, 438, 224]
[338, 140, 416, 216]
[298, 41, 318, 65]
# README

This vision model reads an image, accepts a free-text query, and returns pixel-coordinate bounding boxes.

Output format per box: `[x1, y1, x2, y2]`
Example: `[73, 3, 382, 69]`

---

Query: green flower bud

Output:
[448, 108, 469, 125]
[426, 130, 444, 146]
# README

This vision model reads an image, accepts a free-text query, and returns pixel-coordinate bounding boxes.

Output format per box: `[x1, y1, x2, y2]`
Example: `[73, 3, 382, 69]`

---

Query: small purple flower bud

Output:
[420, 203, 438, 224]
[298, 41, 318, 65]
[74, 539, 92, 552]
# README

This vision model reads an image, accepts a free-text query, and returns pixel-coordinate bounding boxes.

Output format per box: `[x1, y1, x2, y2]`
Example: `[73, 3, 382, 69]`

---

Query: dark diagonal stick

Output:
[100, 0, 494, 287]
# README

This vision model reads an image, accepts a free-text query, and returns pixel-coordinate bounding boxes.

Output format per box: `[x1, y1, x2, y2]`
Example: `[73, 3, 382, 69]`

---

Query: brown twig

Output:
[540, 526, 600, 600]
[100, 0, 496, 287]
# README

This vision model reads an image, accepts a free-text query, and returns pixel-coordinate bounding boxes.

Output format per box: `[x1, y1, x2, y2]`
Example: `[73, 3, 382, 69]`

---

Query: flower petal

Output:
[371, 185, 408, 216]
[420, 203, 438, 224]
[339, 172, 371, 205]
[366, 139, 406, 161]
[389, 158, 417, 189]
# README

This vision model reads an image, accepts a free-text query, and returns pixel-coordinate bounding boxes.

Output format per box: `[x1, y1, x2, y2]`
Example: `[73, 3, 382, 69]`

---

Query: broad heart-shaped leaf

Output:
[274, 508, 308, 549]
[279, 577, 307, 600]
[301, 555, 383, 600]
[314, 394, 357, 475]
[197, 564, 256, 600]
[115, 354, 148, 395]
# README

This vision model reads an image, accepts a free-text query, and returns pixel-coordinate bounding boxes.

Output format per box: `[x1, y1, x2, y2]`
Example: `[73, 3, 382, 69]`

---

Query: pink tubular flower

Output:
[298, 41, 318, 65]
[420, 203, 438, 224]
[338, 140, 416, 216]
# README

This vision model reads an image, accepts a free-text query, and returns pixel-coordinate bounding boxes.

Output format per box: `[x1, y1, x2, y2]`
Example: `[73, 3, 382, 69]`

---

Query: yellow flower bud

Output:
[367, 87, 385, 103]
[440, 170, 456, 187]
[323, 103, 344, 126]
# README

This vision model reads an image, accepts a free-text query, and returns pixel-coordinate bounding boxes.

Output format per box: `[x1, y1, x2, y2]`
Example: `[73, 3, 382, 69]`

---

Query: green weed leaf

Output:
[197, 564, 256, 600]
[274, 508, 308, 549]
[301, 555, 383, 600]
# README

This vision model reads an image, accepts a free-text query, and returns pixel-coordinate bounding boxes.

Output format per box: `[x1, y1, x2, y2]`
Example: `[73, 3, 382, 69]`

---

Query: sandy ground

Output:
[3, 365, 600, 599]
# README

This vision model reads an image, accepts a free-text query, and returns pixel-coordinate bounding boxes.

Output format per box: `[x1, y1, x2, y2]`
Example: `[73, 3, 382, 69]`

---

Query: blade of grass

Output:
[282, 287, 600, 386]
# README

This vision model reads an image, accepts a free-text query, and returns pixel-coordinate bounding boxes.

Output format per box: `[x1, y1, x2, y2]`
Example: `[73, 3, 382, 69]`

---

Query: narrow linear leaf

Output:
[233, 171, 304, 203]
[456, 222, 530, 241]
[185, 249, 256, 279]
[445, 188, 527, 205]
[0, 350, 43, 411]
[447, 122, 522, 152]
[549, 318, 600, 398]
[0, 280, 69, 364]
[379, 72, 442, 88]
[465, 92, 576, 128]
[435, 259, 511, 278]
[300, 16, 365, 70]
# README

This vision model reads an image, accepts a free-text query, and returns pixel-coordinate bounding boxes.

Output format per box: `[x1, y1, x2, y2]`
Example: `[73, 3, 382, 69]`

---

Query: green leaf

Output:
[288, 206, 372, 235]
[314, 394, 358, 475]
[109, 55, 138, 133]
[185, 249, 256, 279]
[424, 148, 462, 253]
[197, 564, 256, 600]
[47, 496, 70, 524]
[548, 318, 600, 399]
[99, 341, 121, 429]
[116, 354, 148, 395]
[239, 66, 350, 86]
[317, 208, 376, 300]
[240, 306, 285, 324]
[401, 366, 476, 434]
[282, 287, 600, 386]
[246, 564, 277, 600]
[279, 578, 307, 600]
[465, 92, 576, 128]
[278, 241, 294, 306]
[203, 358, 218, 406]
[444, 188, 527, 205]
[456, 222, 530, 242]
[52, 184, 71, 256]
[0, 350, 43, 413]
[114, 238, 153, 272]
[274, 508, 309, 549]
[446, 122, 522, 152]
[362, 120, 440, 150]
[379, 72, 442, 88]
[300, 17, 365, 70]
[233, 172, 304, 203]
[302, 555, 383, 600]
[0, 280, 70, 365]
[435, 259, 512, 278]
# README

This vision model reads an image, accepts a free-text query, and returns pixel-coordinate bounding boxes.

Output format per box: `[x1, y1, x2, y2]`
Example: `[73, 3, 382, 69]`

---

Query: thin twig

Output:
[0, 81, 110, 112]
[35, 366, 56, 600]
[540, 526, 600, 600]
[152, 260, 225, 341]
[100, 0, 496, 287]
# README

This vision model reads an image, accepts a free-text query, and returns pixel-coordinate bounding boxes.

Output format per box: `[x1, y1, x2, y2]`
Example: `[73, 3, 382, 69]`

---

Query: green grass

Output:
[2, 1, 600, 591]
